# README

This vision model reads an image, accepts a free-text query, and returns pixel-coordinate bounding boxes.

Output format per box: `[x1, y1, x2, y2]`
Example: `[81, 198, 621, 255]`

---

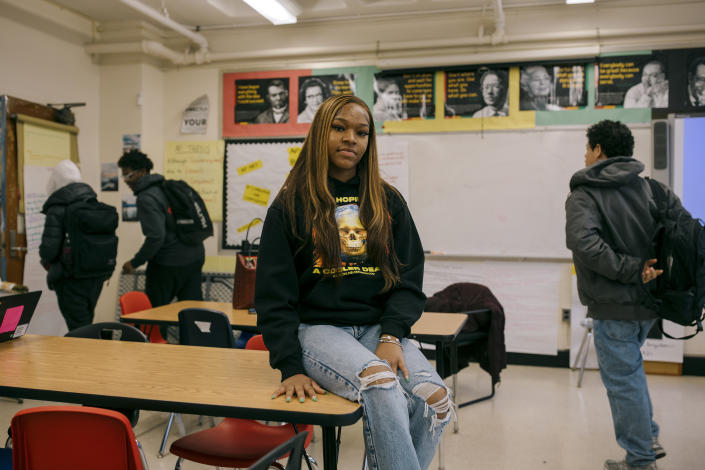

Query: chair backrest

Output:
[245, 334, 267, 351]
[11, 406, 143, 470]
[178, 308, 236, 348]
[247, 431, 308, 470]
[119, 291, 152, 316]
[65, 322, 148, 343]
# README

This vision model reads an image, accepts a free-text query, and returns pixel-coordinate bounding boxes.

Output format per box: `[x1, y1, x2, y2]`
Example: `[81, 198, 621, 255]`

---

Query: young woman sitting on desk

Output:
[254, 95, 453, 470]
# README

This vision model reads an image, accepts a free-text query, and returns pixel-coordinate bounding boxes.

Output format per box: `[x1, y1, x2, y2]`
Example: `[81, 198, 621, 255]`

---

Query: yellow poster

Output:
[23, 122, 72, 167]
[164, 141, 224, 222]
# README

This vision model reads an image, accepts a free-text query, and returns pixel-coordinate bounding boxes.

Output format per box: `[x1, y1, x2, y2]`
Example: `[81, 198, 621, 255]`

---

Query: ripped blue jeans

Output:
[298, 323, 452, 470]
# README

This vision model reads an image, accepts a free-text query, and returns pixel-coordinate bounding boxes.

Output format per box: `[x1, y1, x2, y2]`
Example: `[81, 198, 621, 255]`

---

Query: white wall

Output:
[0, 14, 100, 334]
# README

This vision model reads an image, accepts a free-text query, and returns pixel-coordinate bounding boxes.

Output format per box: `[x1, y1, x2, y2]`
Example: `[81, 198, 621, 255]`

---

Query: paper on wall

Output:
[181, 95, 209, 134]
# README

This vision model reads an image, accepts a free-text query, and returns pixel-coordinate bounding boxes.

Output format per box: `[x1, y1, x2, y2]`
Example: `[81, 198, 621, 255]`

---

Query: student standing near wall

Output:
[118, 150, 205, 307]
[565, 120, 687, 470]
[40, 160, 117, 330]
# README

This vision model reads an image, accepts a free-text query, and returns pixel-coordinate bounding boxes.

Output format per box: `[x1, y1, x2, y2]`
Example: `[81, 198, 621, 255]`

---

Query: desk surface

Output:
[122, 301, 466, 338]
[0, 335, 361, 427]
[123, 301, 256, 329]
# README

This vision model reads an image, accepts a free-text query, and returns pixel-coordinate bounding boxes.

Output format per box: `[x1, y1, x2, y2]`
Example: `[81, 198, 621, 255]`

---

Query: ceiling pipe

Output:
[118, 0, 208, 52]
[84, 23, 705, 67]
[491, 0, 506, 45]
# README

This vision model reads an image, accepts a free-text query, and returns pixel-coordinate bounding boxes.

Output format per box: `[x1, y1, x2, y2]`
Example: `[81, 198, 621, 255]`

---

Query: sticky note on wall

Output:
[237, 160, 263, 176]
[242, 184, 271, 206]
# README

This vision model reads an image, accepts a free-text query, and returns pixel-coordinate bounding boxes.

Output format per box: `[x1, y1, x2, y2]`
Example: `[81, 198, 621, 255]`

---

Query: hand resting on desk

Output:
[272, 374, 327, 403]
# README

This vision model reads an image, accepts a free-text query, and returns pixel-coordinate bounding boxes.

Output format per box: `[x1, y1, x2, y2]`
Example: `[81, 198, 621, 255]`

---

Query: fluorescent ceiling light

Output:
[566, 0, 595, 4]
[242, 0, 298, 25]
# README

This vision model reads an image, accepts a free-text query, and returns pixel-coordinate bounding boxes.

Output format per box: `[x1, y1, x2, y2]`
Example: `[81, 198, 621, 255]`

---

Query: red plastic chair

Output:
[119, 291, 168, 344]
[11, 406, 146, 470]
[169, 334, 315, 469]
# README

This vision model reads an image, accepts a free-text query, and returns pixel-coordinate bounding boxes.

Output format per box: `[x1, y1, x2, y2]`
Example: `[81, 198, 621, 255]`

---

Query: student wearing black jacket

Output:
[40, 160, 105, 330]
[118, 150, 204, 307]
[255, 95, 452, 470]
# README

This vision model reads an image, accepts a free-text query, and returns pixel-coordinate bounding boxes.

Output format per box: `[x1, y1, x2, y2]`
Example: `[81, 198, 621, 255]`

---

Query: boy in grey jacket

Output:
[565, 120, 687, 470]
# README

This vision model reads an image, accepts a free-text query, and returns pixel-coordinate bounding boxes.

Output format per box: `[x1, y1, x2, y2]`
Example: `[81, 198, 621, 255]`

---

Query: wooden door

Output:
[0, 95, 58, 283]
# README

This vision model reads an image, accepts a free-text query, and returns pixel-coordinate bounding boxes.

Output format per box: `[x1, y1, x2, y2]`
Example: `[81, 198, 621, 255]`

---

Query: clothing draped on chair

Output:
[424, 282, 507, 384]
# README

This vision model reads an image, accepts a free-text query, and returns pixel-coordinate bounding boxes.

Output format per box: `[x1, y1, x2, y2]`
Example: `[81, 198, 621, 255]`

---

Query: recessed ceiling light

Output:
[566, 0, 595, 4]
[242, 0, 298, 25]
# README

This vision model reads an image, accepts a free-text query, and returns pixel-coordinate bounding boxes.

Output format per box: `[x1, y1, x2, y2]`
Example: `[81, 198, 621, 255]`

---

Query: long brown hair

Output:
[278, 95, 401, 291]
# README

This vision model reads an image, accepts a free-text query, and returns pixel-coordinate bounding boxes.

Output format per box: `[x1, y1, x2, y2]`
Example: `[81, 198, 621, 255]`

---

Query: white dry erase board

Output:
[398, 125, 652, 258]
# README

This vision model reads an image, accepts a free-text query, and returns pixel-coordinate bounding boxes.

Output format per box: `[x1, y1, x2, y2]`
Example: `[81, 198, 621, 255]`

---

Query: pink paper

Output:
[0, 306, 24, 333]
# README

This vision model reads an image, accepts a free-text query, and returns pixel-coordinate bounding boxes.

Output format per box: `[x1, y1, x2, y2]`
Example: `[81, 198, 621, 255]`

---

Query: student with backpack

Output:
[118, 150, 207, 307]
[565, 120, 691, 470]
[40, 160, 118, 331]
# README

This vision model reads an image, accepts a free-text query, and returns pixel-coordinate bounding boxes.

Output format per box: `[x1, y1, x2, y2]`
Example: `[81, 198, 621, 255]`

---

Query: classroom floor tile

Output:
[2, 364, 704, 469]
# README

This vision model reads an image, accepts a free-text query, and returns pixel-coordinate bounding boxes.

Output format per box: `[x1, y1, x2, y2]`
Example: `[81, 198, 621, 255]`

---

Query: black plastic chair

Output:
[65, 322, 148, 342]
[157, 308, 235, 458]
[247, 431, 308, 470]
[178, 308, 236, 348]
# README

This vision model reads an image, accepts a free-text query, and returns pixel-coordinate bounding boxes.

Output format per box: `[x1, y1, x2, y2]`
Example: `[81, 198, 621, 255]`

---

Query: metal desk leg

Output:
[435, 340, 446, 470]
[322, 425, 338, 470]
[450, 340, 459, 434]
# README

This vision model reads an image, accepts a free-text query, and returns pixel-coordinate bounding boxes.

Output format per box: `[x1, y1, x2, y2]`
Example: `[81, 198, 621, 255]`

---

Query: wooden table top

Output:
[410, 312, 466, 340]
[122, 301, 257, 329]
[122, 301, 466, 339]
[0, 335, 361, 426]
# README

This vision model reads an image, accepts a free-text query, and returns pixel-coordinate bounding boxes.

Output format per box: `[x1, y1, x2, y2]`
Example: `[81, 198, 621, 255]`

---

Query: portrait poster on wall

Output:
[296, 74, 356, 123]
[519, 63, 587, 111]
[444, 67, 509, 118]
[595, 54, 670, 109]
[234, 77, 291, 124]
[685, 49, 705, 108]
[224, 70, 310, 138]
[372, 71, 435, 123]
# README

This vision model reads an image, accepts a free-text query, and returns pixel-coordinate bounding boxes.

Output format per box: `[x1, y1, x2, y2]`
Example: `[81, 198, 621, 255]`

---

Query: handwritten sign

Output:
[164, 141, 224, 221]
[237, 218, 262, 233]
[243, 184, 271, 206]
[287, 146, 301, 166]
[237, 160, 263, 176]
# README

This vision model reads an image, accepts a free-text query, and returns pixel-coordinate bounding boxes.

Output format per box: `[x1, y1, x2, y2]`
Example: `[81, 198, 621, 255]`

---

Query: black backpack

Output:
[642, 178, 705, 339]
[161, 180, 213, 245]
[62, 197, 119, 280]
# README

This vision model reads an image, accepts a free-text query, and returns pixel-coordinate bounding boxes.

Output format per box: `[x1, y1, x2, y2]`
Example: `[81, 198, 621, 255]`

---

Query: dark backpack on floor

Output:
[62, 197, 119, 280]
[161, 179, 213, 245]
[642, 178, 705, 339]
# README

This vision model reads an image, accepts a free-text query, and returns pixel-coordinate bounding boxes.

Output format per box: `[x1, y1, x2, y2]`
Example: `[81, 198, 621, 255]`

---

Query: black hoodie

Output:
[255, 176, 426, 380]
[40, 182, 96, 287]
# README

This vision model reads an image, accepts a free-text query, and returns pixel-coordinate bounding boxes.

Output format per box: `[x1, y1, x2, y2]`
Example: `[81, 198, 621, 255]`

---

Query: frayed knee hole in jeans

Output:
[412, 382, 455, 433]
[357, 360, 398, 402]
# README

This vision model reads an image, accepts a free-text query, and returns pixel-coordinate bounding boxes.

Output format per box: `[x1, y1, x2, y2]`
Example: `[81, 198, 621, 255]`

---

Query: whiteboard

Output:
[399, 125, 652, 258]
[424, 259, 563, 355]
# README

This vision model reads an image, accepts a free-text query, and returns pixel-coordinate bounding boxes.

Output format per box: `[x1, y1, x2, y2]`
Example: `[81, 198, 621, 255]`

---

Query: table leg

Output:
[435, 340, 446, 470]
[322, 425, 338, 470]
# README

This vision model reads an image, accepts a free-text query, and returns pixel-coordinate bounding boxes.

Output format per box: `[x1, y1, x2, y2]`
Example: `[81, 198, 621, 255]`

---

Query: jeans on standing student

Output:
[593, 319, 660, 468]
[298, 323, 451, 470]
